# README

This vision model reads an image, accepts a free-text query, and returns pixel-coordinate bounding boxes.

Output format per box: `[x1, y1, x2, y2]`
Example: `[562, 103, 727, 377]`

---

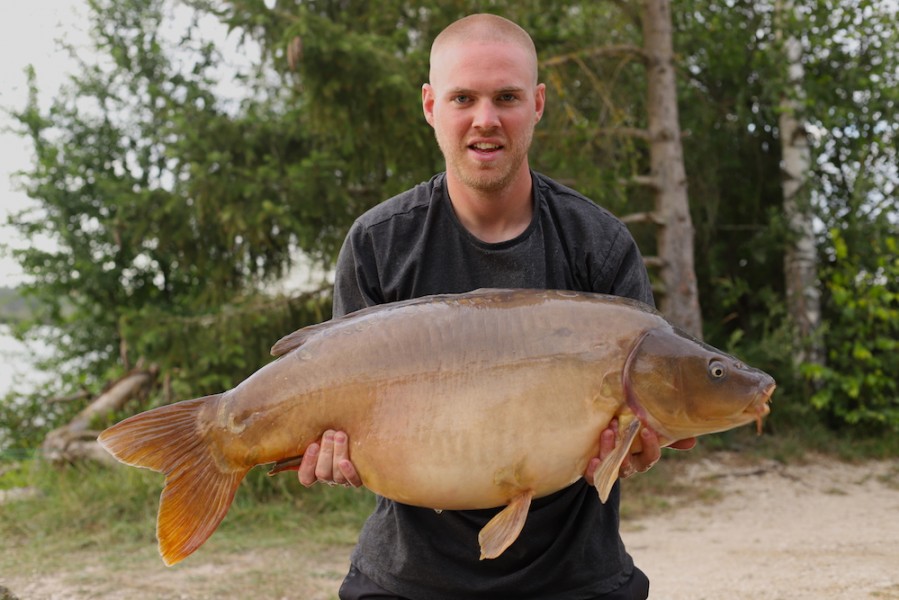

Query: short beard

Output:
[454, 163, 519, 192]
[437, 129, 533, 194]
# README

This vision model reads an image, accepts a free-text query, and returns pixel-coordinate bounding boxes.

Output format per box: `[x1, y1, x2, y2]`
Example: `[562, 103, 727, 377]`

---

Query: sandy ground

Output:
[623, 454, 899, 599]
[2, 453, 897, 599]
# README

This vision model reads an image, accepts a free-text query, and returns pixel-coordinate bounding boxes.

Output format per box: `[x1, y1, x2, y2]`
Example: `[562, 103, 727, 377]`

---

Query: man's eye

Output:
[498, 94, 518, 102]
[452, 95, 471, 104]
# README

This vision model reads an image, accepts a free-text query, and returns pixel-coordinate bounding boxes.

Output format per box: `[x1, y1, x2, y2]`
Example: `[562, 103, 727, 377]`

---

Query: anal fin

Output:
[478, 490, 533, 560]
[594, 418, 642, 503]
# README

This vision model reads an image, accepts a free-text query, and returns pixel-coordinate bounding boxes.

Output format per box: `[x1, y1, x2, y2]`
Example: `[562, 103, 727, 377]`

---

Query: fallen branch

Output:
[41, 365, 158, 465]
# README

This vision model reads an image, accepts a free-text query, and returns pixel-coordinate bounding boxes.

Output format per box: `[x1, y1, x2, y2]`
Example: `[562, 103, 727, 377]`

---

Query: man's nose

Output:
[472, 100, 500, 129]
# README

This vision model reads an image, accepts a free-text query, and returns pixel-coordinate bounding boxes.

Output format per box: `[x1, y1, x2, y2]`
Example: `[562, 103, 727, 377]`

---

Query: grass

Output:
[0, 460, 373, 599]
[0, 460, 373, 581]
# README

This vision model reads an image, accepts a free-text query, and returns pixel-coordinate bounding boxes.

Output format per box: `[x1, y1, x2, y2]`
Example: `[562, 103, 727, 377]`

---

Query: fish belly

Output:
[340, 358, 619, 510]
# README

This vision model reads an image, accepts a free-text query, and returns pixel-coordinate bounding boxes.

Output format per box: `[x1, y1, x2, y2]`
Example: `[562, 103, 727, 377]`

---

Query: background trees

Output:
[2, 0, 896, 452]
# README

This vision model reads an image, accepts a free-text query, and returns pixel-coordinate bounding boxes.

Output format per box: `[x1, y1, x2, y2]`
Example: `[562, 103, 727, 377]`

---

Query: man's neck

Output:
[445, 171, 534, 244]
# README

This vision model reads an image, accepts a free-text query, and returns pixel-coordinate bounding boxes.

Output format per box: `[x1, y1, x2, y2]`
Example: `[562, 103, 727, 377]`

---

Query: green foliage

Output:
[803, 230, 899, 431]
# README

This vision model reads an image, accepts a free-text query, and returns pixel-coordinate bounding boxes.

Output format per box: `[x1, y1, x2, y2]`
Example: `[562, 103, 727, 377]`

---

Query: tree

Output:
[639, 0, 703, 337]
[776, 0, 823, 370]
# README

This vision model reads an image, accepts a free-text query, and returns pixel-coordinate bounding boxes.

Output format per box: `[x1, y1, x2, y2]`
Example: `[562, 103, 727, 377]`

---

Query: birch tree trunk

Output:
[641, 0, 703, 338]
[777, 0, 823, 368]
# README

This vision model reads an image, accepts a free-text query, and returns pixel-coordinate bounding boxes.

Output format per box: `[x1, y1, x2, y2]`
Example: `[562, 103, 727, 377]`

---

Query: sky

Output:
[0, 2, 94, 286]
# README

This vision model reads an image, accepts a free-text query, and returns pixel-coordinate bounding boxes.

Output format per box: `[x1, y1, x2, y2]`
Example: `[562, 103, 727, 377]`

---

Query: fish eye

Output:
[708, 360, 727, 380]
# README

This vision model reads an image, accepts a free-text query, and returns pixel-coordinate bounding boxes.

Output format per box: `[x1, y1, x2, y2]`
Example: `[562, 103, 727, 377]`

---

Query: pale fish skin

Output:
[98, 288, 775, 566]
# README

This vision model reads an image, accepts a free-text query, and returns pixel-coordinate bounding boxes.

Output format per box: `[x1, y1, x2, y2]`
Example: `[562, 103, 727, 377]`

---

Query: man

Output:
[298, 13, 694, 600]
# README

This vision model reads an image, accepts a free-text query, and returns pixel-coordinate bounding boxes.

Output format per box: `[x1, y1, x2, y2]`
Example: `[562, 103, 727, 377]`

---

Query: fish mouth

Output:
[746, 382, 776, 434]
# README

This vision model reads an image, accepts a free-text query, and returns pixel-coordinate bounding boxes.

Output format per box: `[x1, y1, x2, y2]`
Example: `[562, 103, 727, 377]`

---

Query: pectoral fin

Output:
[478, 491, 533, 560]
[267, 456, 303, 475]
[594, 418, 642, 503]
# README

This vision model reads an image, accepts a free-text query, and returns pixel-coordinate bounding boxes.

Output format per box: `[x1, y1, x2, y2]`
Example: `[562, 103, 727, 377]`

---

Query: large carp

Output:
[98, 288, 774, 566]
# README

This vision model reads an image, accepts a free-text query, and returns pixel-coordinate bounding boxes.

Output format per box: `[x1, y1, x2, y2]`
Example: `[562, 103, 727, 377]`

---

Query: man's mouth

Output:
[470, 142, 503, 152]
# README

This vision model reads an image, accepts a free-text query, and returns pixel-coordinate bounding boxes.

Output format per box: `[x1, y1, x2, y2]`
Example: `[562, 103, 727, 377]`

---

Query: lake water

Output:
[0, 324, 50, 397]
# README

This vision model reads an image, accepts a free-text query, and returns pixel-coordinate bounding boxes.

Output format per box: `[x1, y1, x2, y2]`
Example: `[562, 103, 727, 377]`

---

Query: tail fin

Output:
[97, 394, 249, 566]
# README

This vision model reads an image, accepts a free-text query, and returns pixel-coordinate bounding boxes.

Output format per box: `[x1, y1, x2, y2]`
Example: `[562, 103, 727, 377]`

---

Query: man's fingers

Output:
[598, 425, 616, 462]
[588, 419, 626, 484]
[315, 430, 337, 482]
[297, 442, 320, 487]
[330, 431, 349, 485]
[670, 437, 697, 451]
[338, 459, 363, 488]
[629, 428, 662, 474]
[332, 431, 363, 487]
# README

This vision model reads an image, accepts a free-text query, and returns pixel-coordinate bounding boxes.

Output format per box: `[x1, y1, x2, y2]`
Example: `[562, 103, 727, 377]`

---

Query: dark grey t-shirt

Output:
[332, 171, 653, 600]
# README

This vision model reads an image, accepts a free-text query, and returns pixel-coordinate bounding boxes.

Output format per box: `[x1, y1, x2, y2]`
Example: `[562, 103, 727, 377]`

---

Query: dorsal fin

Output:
[270, 320, 339, 357]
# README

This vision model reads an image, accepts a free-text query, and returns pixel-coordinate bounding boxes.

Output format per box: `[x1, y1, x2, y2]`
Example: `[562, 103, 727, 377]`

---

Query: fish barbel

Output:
[98, 288, 775, 566]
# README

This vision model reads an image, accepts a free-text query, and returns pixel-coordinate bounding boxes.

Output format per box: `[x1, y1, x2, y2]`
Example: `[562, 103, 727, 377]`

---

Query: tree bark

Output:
[777, 0, 823, 369]
[641, 0, 703, 338]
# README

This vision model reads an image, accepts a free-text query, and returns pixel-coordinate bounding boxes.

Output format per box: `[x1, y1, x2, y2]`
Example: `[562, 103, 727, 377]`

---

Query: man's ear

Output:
[422, 83, 436, 127]
[534, 83, 546, 123]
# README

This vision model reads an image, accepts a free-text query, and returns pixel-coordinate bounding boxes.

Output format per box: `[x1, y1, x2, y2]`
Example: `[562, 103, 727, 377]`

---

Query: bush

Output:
[803, 230, 899, 431]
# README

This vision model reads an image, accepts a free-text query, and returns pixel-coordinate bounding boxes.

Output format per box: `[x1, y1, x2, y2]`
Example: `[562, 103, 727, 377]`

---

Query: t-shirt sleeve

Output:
[332, 221, 383, 318]
[592, 222, 655, 308]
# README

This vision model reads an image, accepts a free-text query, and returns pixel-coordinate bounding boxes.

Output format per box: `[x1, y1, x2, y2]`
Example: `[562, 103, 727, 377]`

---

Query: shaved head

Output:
[429, 14, 538, 85]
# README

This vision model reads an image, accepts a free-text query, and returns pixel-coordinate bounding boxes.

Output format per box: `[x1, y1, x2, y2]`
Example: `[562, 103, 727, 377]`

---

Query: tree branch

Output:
[620, 175, 661, 190]
[540, 45, 647, 68]
[621, 211, 663, 225]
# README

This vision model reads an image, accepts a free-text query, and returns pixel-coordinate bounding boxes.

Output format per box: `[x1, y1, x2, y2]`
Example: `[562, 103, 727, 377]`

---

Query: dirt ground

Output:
[2, 453, 898, 599]
[621, 453, 899, 599]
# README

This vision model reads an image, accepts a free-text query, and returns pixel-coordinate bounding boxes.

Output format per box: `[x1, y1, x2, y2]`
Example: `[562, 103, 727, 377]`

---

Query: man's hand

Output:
[584, 419, 696, 483]
[297, 429, 363, 488]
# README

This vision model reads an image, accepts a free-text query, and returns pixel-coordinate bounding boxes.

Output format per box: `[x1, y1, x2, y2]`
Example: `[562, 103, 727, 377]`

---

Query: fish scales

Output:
[98, 288, 775, 565]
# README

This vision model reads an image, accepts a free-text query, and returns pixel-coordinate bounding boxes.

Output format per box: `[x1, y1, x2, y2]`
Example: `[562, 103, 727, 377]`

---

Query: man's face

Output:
[423, 40, 545, 194]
